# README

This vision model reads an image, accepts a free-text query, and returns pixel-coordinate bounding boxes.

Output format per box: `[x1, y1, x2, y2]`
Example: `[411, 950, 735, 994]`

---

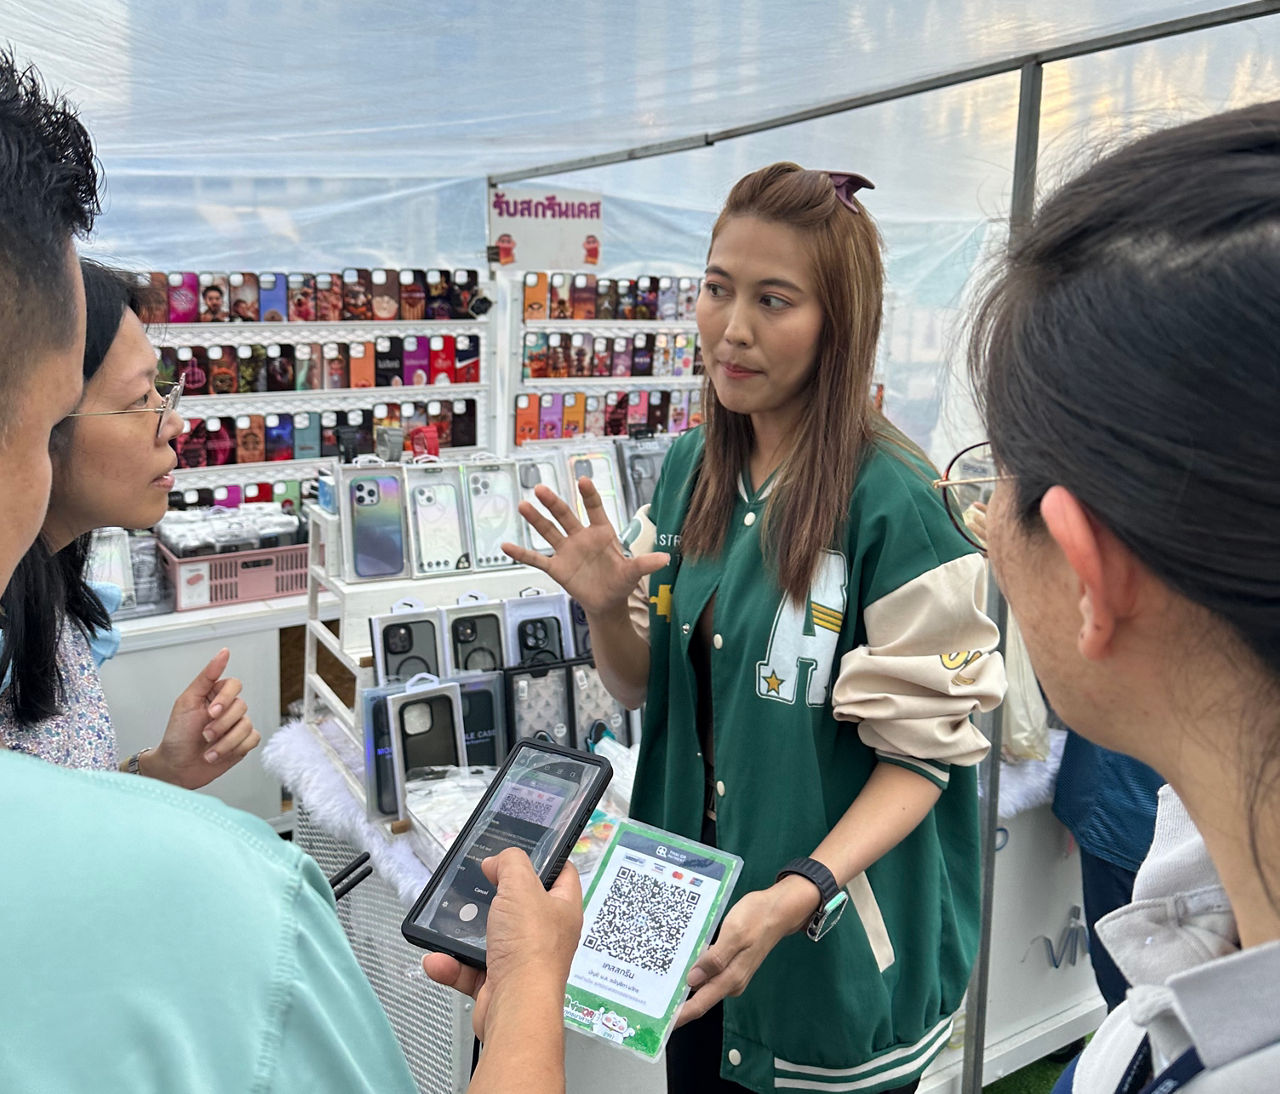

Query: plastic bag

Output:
[1001, 616, 1050, 762]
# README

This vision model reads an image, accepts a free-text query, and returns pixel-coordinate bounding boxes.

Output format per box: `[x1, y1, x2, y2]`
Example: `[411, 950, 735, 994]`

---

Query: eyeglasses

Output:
[64, 376, 185, 440]
[932, 442, 1013, 552]
[821, 170, 876, 214]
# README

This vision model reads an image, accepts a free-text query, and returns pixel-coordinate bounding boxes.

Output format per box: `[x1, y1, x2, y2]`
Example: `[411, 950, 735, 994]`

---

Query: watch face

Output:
[808, 892, 849, 942]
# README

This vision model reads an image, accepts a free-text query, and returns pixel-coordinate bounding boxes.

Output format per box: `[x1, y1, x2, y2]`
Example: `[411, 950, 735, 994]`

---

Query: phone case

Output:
[668, 389, 690, 434]
[545, 332, 569, 379]
[634, 276, 658, 320]
[627, 391, 650, 431]
[372, 609, 444, 684]
[400, 739, 611, 967]
[611, 336, 632, 377]
[323, 342, 349, 389]
[522, 332, 549, 380]
[689, 388, 704, 428]
[692, 338, 704, 375]
[235, 415, 266, 463]
[657, 277, 679, 321]
[583, 394, 605, 437]
[315, 272, 344, 322]
[426, 399, 453, 448]
[375, 336, 404, 387]
[567, 332, 591, 378]
[137, 273, 169, 325]
[454, 334, 480, 384]
[539, 393, 564, 440]
[569, 600, 592, 657]
[591, 336, 612, 378]
[547, 272, 571, 320]
[237, 345, 267, 392]
[398, 269, 427, 322]
[406, 469, 470, 575]
[677, 277, 700, 320]
[370, 267, 400, 321]
[287, 273, 316, 322]
[464, 463, 520, 569]
[347, 471, 406, 579]
[429, 335, 456, 384]
[348, 341, 376, 388]
[449, 268, 480, 319]
[425, 268, 453, 320]
[295, 343, 324, 390]
[342, 268, 374, 321]
[451, 399, 478, 448]
[443, 604, 506, 674]
[571, 659, 630, 749]
[615, 278, 636, 320]
[570, 273, 597, 320]
[569, 450, 626, 530]
[387, 682, 466, 789]
[293, 411, 322, 460]
[211, 484, 243, 508]
[341, 409, 374, 457]
[264, 413, 294, 461]
[595, 277, 618, 320]
[242, 482, 274, 504]
[631, 333, 654, 377]
[167, 273, 199, 323]
[258, 272, 288, 322]
[513, 394, 539, 446]
[506, 664, 572, 747]
[457, 674, 508, 767]
[561, 391, 586, 438]
[672, 332, 693, 376]
[504, 593, 572, 667]
[273, 481, 303, 513]
[156, 347, 178, 387]
[402, 335, 431, 386]
[646, 390, 669, 433]
[362, 683, 407, 818]
[198, 273, 230, 322]
[516, 455, 565, 553]
[174, 418, 207, 467]
[522, 271, 549, 320]
[203, 417, 236, 466]
[604, 392, 629, 436]
[372, 401, 401, 430]
[206, 346, 238, 394]
[653, 332, 674, 377]
[266, 344, 295, 391]
[175, 346, 209, 394]
[619, 436, 671, 514]
[320, 411, 340, 457]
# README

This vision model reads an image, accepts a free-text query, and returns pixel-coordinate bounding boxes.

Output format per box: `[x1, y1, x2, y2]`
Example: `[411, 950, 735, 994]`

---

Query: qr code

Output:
[495, 786, 558, 826]
[582, 866, 700, 974]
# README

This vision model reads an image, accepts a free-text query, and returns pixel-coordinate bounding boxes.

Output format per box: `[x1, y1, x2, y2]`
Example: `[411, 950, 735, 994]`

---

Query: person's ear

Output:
[1039, 486, 1140, 661]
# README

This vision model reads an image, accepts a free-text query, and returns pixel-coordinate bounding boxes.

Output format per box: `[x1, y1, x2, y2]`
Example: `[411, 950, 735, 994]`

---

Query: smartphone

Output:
[523, 271, 549, 321]
[561, 391, 585, 438]
[258, 272, 288, 322]
[237, 345, 267, 392]
[198, 273, 230, 322]
[464, 464, 520, 568]
[449, 610, 504, 673]
[293, 412, 321, 460]
[348, 341, 376, 388]
[451, 399, 478, 448]
[506, 664, 572, 746]
[426, 268, 453, 320]
[611, 336, 632, 377]
[370, 267, 400, 321]
[513, 393, 539, 446]
[631, 333, 653, 377]
[203, 417, 235, 466]
[266, 344, 295, 391]
[595, 277, 617, 320]
[539, 393, 563, 440]
[657, 276, 679, 321]
[454, 334, 480, 384]
[265, 413, 294, 461]
[315, 272, 344, 322]
[235, 414, 266, 463]
[615, 278, 636, 320]
[375, 336, 404, 387]
[398, 269, 427, 322]
[342, 268, 374, 321]
[167, 272, 199, 323]
[287, 273, 316, 322]
[175, 346, 209, 394]
[207, 346, 238, 394]
[295, 343, 324, 391]
[410, 480, 467, 573]
[634, 275, 658, 320]
[401, 740, 612, 967]
[349, 473, 405, 579]
[548, 272, 571, 320]
[324, 342, 350, 389]
[570, 273, 596, 320]
[429, 335, 456, 384]
[403, 336, 431, 386]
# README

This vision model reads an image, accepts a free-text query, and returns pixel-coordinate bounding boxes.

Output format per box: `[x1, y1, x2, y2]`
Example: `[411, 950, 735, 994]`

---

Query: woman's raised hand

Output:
[503, 477, 669, 618]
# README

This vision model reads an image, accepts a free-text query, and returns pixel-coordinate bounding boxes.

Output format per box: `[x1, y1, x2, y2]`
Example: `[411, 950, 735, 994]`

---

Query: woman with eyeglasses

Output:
[955, 102, 1280, 1092]
[506, 163, 1005, 1094]
[0, 258, 259, 786]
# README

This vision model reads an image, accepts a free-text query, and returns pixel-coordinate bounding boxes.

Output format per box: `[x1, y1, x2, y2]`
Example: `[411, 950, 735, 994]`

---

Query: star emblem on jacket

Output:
[762, 670, 784, 695]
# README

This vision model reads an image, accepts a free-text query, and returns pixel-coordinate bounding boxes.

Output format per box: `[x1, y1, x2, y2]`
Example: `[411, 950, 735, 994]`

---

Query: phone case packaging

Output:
[370, 601, 446, 686]
[339, 461, 409, 583]
[385, 677, 467, 821]
[503, 590, 573, 668]
[441, 596, 507, 676]
[505, 662, 572, 748]
[570, 658, 630, 749]
[456, 672, 509, 767]
[463, 461, 521, 569]
[404, 464, 472, 576]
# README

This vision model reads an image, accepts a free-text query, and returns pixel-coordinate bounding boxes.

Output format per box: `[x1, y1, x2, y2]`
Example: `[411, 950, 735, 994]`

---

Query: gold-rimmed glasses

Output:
[932, 441, 1012, 551]
[64, 375, 185, 440]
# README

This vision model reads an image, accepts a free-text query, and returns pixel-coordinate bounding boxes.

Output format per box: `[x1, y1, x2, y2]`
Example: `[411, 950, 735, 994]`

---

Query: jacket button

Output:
[728, 1049, 742, 1066]
[681, 623, 691, 635]
[713, 634, 724, 650]
[743, 512, 756, 527]
[716, 780, 726, 797]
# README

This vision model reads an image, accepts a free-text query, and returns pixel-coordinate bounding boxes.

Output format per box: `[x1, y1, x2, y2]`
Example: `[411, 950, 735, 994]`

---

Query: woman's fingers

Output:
[534, 483, 586, 534]
[576, 477, 616, 530]
[516, 498, 566, 548]
[501, 541, 552, 571]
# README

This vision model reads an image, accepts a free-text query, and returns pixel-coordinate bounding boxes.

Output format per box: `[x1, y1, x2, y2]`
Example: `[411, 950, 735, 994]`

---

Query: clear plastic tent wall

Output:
[9, 0, 1280, 459]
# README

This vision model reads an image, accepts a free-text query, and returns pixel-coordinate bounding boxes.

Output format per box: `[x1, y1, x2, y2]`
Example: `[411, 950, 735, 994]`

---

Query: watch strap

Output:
[776, 856, 840, 906]
[126, 747, 152, 775]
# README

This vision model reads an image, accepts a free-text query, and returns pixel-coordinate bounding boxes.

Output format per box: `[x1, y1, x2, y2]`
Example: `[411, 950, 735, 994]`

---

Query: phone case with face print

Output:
[522, 332, 549, 381]
[258, 272, 288, 323]
[375, 336, 404, 387]
[547, 272, 571, 320]
[198, 273, 230, 323]
[522, 271, 549, 321]
[324, 343, 349, 390]
[234, 415, 266, 464]
[539, 394, 563, 441]
[167, 273, 199, 324]
[265, 413, 294, 461]
[513, 394, 539, 447]
[370, 268, 400, 321]
[454, 335, 480, 384]
[287, 273, 316, 323]
[315, 272, 344, 322]
[342, 268, 374, 322]
[595, 277, 618, 320]
[206, 346, 238, 394]
[266, 344, 295, 392]
[561, 391, 586, 438]
[203, 417, 236, 466]
[176, 347, 209, 395]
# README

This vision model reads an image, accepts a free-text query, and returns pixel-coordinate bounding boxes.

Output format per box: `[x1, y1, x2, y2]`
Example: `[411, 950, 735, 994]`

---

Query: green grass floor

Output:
[983, 1054, 1069, 1093]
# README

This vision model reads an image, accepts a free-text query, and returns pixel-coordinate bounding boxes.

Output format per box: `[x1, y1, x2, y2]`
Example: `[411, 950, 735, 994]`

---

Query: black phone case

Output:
[450, 612, 504, 673]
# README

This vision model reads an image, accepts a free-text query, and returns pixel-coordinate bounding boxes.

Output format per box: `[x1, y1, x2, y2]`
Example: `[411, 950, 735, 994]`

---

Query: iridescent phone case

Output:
[348, 473, 406, 579]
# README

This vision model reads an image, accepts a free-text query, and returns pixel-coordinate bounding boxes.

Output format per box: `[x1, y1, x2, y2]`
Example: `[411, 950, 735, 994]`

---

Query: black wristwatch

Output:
[776, 857, 848, 942]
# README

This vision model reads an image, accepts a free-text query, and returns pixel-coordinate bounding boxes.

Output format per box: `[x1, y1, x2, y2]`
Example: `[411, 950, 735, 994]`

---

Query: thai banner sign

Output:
[488, 184, 603, 269]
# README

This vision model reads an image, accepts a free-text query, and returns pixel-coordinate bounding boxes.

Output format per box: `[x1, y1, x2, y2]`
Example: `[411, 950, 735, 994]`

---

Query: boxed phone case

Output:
[569, 658, 630, 749]
[456, 671, 509, 767]
[617, 434, 674, 515]
[404, 463, 472, 576]
[370, 600, 446, 685]
[505, 662, 572, 748]
[503, 590, 573, 668]
[338, 460, 408, 582]
[563, 443, 627, 530]
[462, 461, 520, 569]
[441, 596, 507, 675]
[386, 675, 467, 819]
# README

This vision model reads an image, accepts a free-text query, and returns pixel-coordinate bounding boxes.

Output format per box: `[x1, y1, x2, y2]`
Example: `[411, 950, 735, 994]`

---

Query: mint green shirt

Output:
[0, 749, 418, 1093]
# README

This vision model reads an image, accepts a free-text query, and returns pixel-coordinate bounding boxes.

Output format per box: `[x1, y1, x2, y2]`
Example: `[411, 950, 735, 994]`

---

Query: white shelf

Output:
[520, 376, 702, 390]
[180, 383, 486, 416]
[155, 319, 488, 347]
[522, 319, 697, 332]
[114, 589, 340, 652]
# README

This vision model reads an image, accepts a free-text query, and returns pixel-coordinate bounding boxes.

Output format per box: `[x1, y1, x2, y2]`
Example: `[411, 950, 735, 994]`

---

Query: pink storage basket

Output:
[158, 541, 309, 611]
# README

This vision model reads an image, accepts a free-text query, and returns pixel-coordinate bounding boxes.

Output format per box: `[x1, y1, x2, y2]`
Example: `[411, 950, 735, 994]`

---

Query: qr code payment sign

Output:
[582, 866, 701, 975]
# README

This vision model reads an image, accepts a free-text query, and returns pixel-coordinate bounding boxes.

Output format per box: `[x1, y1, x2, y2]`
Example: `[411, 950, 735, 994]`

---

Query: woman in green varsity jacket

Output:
[505, 163, 1005, 1094]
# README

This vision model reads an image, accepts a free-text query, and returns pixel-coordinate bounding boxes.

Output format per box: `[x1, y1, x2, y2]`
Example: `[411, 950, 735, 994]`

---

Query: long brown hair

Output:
[680, 162, 885, 602]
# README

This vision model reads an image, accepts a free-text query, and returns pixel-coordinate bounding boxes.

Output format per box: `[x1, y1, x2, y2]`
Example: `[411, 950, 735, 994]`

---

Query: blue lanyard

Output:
[1113, 1038, 1205, 1094]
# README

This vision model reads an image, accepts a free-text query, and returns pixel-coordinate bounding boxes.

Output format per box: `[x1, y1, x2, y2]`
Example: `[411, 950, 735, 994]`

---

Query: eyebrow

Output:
[704, 265, 806, 293]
